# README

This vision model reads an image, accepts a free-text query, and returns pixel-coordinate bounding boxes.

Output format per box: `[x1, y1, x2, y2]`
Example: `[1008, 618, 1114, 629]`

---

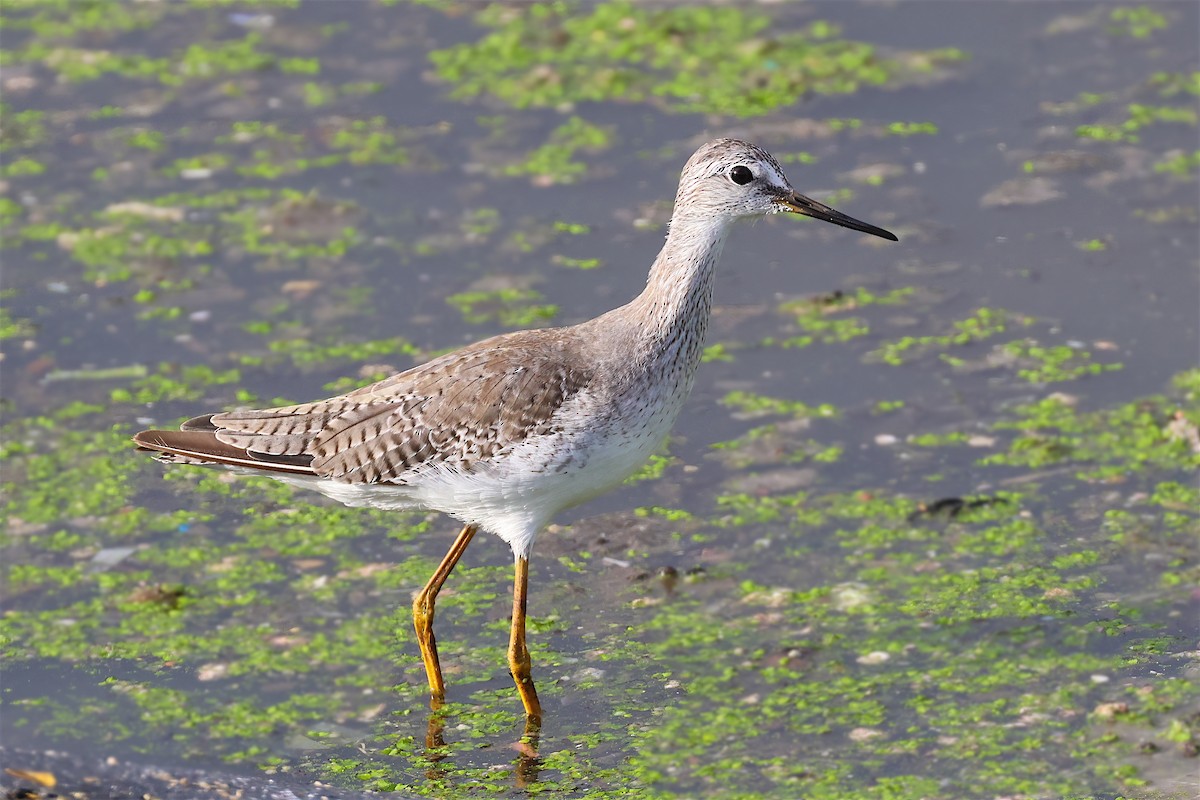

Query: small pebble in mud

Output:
[90, 546, 138, 569]
[875, 433, 898, 446]
[857, 651, 890, 665]
[849, 727, 883, 742]
[282, 279, 322, 299]
[1047, 391, 1079, 406]
[1093, 702, 1129, 719]
[198, 662, 230, 682]
[831, 582, 874, 611]
[228, 12, 274, 29]
[569, 667, 605, 683]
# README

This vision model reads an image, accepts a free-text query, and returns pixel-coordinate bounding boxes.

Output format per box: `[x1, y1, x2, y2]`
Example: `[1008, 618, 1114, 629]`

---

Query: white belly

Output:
[274, 386, 685, 560]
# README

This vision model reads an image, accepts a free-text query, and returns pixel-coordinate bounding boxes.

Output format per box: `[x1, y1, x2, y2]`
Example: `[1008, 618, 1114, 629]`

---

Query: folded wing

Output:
[134, 331, 593, 485]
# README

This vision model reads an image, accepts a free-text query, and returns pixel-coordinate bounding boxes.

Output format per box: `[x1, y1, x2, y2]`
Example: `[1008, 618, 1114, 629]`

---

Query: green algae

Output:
[9, 31, 303, 86]
[624, 453, 671, 485]
[0, 197, 24, 226]
[198, 117, 411, 179]
[1001, 339, 1124, 383]
[110, 364, 243, 405]
[722, 390, 839, 421]
[1, 156, 46, 177]
[0, 107, 47, 152]
[0, 0, 166, 37]
[1075, 103, 1198, 144]
[622, 474, 1196, 798]
[445, 288, 558, 328]
[1108, 6, 1170, 39]
[768, 286, 913, 349]
[430, 2, 965, 117]
[0, 305, 35, 340]
[501, 117, 612, 184]
[983, 378, 1200, 480]
[873, 307, 1031, 365]
[552, 255, 601, 270]
[1149, 70, 1200, 98]
[13, 184, 375, 292]
[264, 336, 418, 370]
[1156, 150, 1200, 177]
[883, 121, 939, 136]
[1037, 52, 1199, 183]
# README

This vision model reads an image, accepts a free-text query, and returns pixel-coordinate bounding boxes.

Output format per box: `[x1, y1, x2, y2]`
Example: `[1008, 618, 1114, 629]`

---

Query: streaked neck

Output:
[626, 213, 732, 357]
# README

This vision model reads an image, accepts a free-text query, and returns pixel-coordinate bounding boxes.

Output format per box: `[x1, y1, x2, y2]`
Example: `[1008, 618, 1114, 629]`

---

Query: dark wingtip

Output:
[131, 427, 316, 475]
[132, 428, 232, 461]
[181, 414, 219, 432]
[132, 429, 168, 451]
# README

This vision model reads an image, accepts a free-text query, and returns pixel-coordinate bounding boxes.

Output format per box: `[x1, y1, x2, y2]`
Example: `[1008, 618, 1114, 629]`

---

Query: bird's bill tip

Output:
[780, 192, 898, 242]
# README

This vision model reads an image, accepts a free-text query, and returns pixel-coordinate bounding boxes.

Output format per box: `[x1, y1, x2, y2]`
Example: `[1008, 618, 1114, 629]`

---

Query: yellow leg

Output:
[413, 523, 478, 706]
[508, 555, 543, 722]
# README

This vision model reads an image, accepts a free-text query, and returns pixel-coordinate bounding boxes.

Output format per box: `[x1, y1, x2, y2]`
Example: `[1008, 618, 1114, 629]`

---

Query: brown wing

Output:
[135, 330, 593, 485]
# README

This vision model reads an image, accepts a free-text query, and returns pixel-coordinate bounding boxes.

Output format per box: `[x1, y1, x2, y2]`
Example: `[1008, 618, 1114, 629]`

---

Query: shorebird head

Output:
[673, 138, 898, 242]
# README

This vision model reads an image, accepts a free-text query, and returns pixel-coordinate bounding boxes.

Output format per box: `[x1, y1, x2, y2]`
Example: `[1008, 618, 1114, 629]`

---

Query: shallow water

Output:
[2, 3, 1198, 799]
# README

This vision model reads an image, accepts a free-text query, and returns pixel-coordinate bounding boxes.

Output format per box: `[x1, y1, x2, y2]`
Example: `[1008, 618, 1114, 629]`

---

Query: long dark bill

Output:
[782, 191, 898, 242]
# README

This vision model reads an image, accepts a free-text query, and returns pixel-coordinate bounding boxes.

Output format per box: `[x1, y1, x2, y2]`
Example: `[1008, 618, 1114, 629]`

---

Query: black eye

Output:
[729, 165, 754, 185]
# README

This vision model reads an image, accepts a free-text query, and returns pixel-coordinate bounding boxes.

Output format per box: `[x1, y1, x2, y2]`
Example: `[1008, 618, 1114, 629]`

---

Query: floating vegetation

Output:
[872, 307, 1030, 365]
[999, 339, 1124, 383]
[768, 287, 913, 349]
[883, 121, 938, 136]
[1107, 5, 1170, 39]
[501, 117, 612, 184]
[983, 374, 1200, 481]
[721, 390, 839, 421]
[431, 3, 966, 117]
[445, 287, 558, 327]
[1075, 103, 1198, 144]
[1156, 149, 1200, 176]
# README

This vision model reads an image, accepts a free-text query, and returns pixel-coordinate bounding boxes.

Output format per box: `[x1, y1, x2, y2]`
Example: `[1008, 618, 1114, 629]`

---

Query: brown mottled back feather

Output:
[161, 329, 595, 484]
